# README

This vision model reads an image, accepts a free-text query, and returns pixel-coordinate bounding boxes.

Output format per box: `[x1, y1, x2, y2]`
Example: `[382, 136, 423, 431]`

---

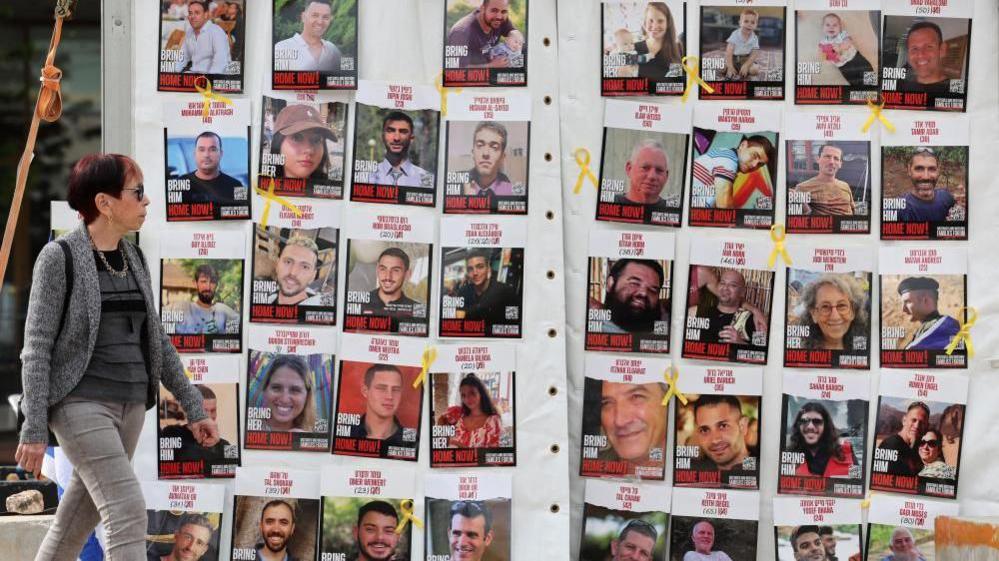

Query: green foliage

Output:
[445, 0, 527, 35]
[273, 0, 357, 55]
[179, 258, 243, 311]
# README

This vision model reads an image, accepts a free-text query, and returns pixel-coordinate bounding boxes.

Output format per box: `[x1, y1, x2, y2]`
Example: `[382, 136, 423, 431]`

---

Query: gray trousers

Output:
[34, 396, 147, 561]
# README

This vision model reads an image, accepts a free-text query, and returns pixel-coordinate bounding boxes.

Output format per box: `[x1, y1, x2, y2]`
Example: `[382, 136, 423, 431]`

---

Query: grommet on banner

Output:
[572, 148, 598, 194]
[255, 176, 302, 228]
[662, 366, 687, 406]
[768, 224, 792, 268]
[435, 72, 461, 117]
[194, 76, 233, 120]
[945, 307, 976, 357]
[861, 97, 895, 133]
[395, 499, 424, 534]
[680, 56, 715, 103]
[412, 346, 438, 389]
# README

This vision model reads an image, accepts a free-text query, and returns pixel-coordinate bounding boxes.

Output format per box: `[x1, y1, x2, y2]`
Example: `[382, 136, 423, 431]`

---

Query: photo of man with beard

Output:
[596, 259, 669, 335]
[250, 224, 339, 325]
[165, 262, 241, 336]
[319, 497, 413, 561]
[443, 0, 528, 87]
[351, 501, 402, 561]
[370, 112, 432, 189]
[881, 144, 967, 240]
[351, 103, 440, 206]
[256, 500, 301, 561]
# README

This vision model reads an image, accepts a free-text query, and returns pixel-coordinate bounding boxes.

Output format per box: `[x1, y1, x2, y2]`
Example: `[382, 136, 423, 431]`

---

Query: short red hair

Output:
[66, 153, 142, 224]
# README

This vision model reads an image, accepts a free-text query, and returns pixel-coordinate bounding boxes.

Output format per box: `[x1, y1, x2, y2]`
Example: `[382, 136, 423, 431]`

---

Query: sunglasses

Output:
[798, 417, 825, 427]
[919, 439, 940, 448]
[121, 184, 145, 201]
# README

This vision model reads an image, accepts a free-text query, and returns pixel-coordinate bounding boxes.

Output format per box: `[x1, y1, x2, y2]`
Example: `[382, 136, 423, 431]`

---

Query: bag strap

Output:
[55, 239, 73, 336]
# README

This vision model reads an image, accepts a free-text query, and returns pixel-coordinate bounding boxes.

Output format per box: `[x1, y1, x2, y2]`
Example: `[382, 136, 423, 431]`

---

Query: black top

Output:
[457, 279, 517, 325]
[447, 9, 515, 66]
[181, 171, 243, 204]
[71, 250, 149, 403]
[614, 193, 674, 212]
[633, 40, 683, 79]
[160, 423, 232, 464]
[901, 73, 952, 94]
[363, 289, 418, 317]
[348, 414, 407, 447]
[878, 433, 921, 477]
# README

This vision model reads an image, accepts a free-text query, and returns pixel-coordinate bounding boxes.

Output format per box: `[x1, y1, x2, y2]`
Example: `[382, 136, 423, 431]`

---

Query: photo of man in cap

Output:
[897, 277, 960, 350]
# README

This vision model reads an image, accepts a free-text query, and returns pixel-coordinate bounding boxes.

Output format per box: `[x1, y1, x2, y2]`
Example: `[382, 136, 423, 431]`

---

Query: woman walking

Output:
[16, 153, 219, 560]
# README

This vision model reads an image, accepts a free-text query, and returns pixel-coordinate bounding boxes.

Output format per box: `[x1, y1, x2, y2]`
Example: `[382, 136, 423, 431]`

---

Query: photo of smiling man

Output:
[443, 0, 529, 87]
[231, 496, 320, 561]
[426, 474, 512, 561]
[272, 0, 358, 90]
[581, 355, 669, 480]
[881, 126, 969, 240]
[249, 204, 339, 325]
[143, 482, 225, 561]
[881, 8, 972, 111]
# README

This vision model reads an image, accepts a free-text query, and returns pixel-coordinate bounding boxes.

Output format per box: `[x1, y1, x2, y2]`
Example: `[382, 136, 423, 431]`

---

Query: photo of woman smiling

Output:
[245, 350, 333, 451]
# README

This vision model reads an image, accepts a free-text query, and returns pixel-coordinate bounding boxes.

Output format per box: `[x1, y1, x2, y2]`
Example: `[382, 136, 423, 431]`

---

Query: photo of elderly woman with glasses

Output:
[785, 270, 871, 369]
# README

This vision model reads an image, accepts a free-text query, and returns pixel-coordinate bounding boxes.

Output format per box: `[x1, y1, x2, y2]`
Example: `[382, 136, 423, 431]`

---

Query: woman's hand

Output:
[189, 418, 220, 448]
[15, 442, 47, 478]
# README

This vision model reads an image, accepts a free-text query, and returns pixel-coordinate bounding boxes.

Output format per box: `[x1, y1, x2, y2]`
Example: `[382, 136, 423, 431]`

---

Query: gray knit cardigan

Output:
[19, 222, 207, 444]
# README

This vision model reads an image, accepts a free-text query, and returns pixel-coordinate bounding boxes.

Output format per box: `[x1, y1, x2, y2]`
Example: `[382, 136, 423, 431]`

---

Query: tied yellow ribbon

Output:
[194, 76, 233, 120]
[861, 491, 876, 509]
[767, 224, 791, 268]
[661, 366, 688, 407]
[183, 367, 194, 380]
[861, 97, 895, 133]
[435, 73, 462, 117]
[255, 176, 302, 228]
[395, 499, 424, 534]
[572, 148, 598, 194]
[680, 56, 715, 103]
[945, 307, 976, 357]
[412, 346, 438, 389]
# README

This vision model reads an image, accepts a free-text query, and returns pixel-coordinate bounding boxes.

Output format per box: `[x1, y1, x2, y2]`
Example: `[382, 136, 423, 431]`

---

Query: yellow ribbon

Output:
[194, 76, 233, 120]
[861, 97, 895, 133]
[861, 491, 875, 510]
[661, 366, 688, 406]
[395, 499, 424, 534]
[255, 176, 302, 228]
[572, 148, 598, 194]
[945, 307, 976, 357]
[412, 346, 438, 389]
[767, 224, 792, 268]
[435, 72, 462, 117]
[680, 56, 715, 103]
[183, 367, 194, 380]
